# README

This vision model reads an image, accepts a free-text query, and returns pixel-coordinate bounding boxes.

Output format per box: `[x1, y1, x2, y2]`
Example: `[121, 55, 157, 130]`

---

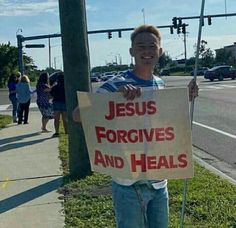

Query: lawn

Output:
[58, 132, 236, 228]
[0, 114, 12, 128]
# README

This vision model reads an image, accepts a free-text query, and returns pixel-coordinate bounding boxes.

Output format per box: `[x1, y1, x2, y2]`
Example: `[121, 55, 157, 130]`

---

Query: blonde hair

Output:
[131, 24, 161, 44]
[20, 75, 30, 83]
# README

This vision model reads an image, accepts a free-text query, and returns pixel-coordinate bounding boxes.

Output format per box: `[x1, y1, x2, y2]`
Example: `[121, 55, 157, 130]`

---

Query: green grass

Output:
[60, 130, 236, 227]
[170, 71, 191, 76]
[0, 114, 12, 128]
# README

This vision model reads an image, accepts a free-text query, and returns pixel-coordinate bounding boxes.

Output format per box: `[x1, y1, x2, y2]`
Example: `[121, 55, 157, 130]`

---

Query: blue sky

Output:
[0, 0, 236, 70]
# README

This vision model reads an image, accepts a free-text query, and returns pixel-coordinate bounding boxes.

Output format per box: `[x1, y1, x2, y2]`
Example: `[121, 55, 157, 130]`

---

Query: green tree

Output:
[0, 43, 18, 86]
[194, 40, 214, 67]
[0, 43, 37, 87]
[158, 52, 172, 69]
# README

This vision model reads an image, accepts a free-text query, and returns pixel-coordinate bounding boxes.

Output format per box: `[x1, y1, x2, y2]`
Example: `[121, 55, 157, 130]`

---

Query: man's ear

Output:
[159, 47, 163, 56]
[129, 47, 134, 57]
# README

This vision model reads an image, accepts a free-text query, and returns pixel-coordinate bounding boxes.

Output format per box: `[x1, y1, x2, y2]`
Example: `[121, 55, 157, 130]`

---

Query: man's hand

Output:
[72, 106, 81, 122]
[118, 84, 141, 100]
[188, 79, 199, 102]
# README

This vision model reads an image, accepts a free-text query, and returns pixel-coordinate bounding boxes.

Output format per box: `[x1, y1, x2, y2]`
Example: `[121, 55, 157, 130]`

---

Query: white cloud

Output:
[0, 0, 58, 16]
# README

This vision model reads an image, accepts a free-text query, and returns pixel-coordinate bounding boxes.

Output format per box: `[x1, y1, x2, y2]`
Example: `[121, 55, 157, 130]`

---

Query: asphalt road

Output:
[165, 76, 236, 169]
[1, 76, 236, 169]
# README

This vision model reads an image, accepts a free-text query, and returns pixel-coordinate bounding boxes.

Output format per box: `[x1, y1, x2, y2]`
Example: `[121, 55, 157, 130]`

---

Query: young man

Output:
[73, 24, 198, 228]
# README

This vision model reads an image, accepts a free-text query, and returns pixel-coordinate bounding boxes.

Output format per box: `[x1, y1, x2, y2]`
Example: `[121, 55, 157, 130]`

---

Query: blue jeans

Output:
[112, 181, 169, 228]
[9, 95, 18, 119]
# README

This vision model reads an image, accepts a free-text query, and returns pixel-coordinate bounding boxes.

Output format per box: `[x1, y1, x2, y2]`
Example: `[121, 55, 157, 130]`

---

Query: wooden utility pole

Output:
[58, 0, 92, 178]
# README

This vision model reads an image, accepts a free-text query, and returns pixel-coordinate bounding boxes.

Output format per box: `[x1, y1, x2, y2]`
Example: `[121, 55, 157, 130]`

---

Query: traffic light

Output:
[177, 27, 181, 34]
[108, 32, 112, 39]
[182, 24, 186, 34]
[172, 17, 177, 28]
[170, 27, 174, 34]
[178, 18, 182, 26]
[208, 16, 212, 25]
[118, 30, 122, 38]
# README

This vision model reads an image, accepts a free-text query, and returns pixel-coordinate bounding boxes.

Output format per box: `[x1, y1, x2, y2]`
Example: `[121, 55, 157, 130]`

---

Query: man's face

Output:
[130, 32, 162, 69]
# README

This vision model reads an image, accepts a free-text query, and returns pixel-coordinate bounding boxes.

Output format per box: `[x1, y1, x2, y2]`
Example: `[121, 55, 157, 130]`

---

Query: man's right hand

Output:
[118, 84, 141, 100]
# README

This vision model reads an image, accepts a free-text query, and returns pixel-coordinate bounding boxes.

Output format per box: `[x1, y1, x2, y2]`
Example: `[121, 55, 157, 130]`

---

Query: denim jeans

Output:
[9, 95, 18, 119]
[112, 181, 169, 228]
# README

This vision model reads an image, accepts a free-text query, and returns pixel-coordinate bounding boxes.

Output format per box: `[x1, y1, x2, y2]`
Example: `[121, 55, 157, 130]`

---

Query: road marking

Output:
[193, 121, 236, 139]
[0, 177, 10, 189]
[199, 84, 236, 91]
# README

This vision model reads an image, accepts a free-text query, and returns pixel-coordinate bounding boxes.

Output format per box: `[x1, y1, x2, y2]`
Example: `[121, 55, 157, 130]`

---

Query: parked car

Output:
[101, 72, 116, 81]
[160, 69, 170, 76]
[91, 75, 99, 82]
[191, 67, 209, 76]
[90, 72, 100, 82]
[204, 65, 236, 81]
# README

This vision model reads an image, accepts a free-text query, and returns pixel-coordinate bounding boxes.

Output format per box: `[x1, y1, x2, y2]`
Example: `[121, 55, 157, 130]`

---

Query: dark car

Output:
[49, 71, 63, 85]
[204, 65, 236, 81]
[160, 69, 169, 76]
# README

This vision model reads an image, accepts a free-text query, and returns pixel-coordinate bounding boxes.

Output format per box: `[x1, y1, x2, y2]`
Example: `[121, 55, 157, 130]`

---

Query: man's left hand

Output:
[188, 79, 199, 102]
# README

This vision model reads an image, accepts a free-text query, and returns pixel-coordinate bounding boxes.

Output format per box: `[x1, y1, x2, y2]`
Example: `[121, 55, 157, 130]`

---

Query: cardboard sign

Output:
[77, 88, 194, 180]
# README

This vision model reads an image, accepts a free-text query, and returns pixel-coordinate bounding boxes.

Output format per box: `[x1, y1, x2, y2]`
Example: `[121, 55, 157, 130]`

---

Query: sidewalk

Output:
[0, 110, 64, 228]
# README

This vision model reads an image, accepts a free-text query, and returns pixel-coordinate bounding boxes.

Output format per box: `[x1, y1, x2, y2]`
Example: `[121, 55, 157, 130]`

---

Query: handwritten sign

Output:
[77, 88, 194, 180]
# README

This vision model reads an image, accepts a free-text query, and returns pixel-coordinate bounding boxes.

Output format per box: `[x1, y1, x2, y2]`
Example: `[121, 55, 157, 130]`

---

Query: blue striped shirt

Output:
[96, 70, 165, 93]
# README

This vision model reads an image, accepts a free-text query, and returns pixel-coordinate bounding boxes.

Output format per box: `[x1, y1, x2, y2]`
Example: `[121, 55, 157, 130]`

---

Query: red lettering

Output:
[125, 102, 135, 116]
[116, 103, 126, 117]
[155, 128, 165, 141]
[147, 101, 157, 114]
[135, 102, 146, 115]
[94, 150, 124, 169]
[117, 130, 128, 143]
[147, 156, 157, 169]
[130, 154, 147, 172]
[105, 101, 157, 119]
[114, 157, 124, 168]
[95, 126, 106, 143]
[127, 129, 139, 143]
[94, 150, 106, 167]
[157, 156, 169, 169]
[178, 154, 188, 168]
[106, 129, 117, 143]
[95, 126, 175, 143]
[169, 155, 178, 168]
[165, 127, 175, 140]
[143, 128, 155, 142]
[104, 154, 114, 167]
